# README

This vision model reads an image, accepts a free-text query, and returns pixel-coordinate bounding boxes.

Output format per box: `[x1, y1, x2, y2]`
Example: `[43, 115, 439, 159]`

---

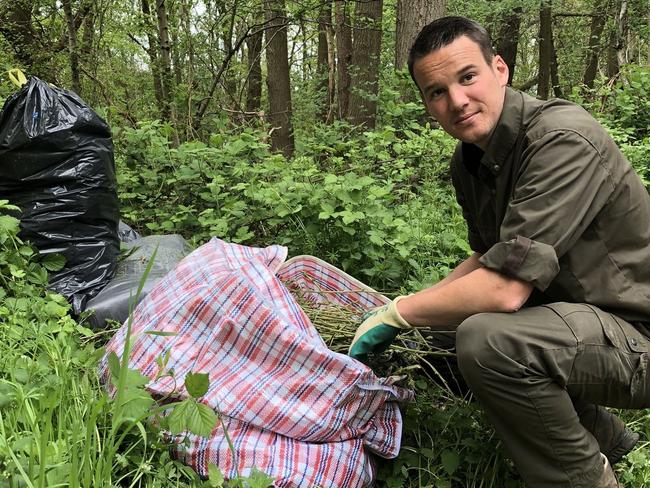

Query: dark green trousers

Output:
[455, 302, 649, 488]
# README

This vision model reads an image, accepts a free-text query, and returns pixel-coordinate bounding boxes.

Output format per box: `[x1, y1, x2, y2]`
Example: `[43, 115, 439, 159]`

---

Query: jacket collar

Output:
[460, 86, 524, 176]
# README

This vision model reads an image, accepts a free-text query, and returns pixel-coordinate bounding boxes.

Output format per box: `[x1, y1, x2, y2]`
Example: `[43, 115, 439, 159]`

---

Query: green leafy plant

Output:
[375, 375, 522, 488]
[115, 121, 468, 291]
[0, 201, 274, 487]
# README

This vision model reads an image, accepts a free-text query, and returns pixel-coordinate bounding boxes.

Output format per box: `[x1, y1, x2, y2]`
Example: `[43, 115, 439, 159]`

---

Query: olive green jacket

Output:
[451, 87, 650, 325]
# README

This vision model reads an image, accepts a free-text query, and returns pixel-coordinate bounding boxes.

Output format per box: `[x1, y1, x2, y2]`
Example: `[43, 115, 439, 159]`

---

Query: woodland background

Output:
[1, 0, 649, 152]
[0, 0, 650, 486]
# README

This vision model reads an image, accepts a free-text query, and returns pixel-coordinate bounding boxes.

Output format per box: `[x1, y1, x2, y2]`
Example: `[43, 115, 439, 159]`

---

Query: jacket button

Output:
[493, 165, 500, 171]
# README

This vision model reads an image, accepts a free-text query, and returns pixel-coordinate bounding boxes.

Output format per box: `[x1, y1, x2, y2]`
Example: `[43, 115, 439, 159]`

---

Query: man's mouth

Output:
[455, 112, 479, 125]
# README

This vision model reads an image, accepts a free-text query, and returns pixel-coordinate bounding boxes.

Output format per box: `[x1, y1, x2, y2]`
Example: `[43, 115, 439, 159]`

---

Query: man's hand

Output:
[348, 296, 412, 362]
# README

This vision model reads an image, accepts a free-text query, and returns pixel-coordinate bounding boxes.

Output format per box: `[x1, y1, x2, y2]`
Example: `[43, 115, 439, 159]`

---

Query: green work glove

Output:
[348, 296, 412, 362]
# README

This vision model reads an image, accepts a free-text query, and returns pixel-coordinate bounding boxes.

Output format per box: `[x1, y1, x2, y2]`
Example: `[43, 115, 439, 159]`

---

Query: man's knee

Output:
[456, 312, 523, 387]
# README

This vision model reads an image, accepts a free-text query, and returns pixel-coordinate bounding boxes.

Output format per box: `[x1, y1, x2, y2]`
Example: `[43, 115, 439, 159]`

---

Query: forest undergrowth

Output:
[1, 68, 650, 487]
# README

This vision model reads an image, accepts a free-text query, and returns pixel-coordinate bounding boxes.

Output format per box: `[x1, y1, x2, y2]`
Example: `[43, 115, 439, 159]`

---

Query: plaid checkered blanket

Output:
[100, 238, 413, 487]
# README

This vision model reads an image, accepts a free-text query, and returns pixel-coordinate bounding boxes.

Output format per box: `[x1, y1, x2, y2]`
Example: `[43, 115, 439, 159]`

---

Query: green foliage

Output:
[376, 378, 521, 488]
[0, 201, 273, 487]
[620, 137, 650, 189]
[0, 200, 103, 486]
[572, 67, 650, 189]
[594, 66, 650, 140]
[613, 408, 650, 487]
[206, 467, 274, 488]
[0, 65, 19, 103]
[574, 66, 650, 138]
[377, 73, 428, 129]
[117, 120, 467, 291]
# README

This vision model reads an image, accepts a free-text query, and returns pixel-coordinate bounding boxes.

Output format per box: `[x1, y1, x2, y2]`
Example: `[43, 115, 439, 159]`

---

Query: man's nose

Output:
[448, 86, 469, 110]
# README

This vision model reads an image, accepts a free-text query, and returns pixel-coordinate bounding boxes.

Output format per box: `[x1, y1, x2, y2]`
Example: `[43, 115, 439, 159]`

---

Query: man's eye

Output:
[430, 89, 444, 100]
[462, 73, 476, 83]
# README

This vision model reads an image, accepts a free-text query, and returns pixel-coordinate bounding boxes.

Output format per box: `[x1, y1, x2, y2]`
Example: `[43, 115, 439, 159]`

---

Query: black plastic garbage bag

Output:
[85, 234, 191, 330]
[0, 77, 120, 313]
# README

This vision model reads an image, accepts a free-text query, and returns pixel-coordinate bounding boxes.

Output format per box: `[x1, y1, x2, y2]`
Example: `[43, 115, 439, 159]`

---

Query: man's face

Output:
[412, 35, 509, 150]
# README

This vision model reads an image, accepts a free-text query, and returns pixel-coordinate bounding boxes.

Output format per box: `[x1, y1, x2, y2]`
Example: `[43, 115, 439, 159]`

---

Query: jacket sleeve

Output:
[479, 129, 615, 290]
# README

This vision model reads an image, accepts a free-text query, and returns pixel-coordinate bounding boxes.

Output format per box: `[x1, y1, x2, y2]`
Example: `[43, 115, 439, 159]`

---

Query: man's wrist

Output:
[391, 295, 413, 328]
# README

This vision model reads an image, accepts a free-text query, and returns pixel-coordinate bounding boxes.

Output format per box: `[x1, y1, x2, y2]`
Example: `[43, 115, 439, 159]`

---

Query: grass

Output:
[2, 254, 650, 488]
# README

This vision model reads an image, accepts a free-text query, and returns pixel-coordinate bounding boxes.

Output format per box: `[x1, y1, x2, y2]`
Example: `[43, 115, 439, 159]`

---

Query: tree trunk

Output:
[394, 0, 445, 71]
[171, 14, 183, 86]
[615, 0, 629, 68]
[141, 0, 165, 115]
[326, 24, 336, 122]
[221, 4, 238, 114]
[537, 1, 553, 99]
[348, 0, 383, 129]
[550, 38, 561, 98]
[61, 0, 81, 94]
[607, 31, 619, 78]
[245, 19, 263, 115]
[180, 0, 195, 136]
[80, 0, 96, 69]
[264, 0, 295, 158]
[334, 0, 352, 119]
[0, 0, 52, 80]
[495, 7, 522, 85]
[647, 7, 650, 65]
[180, 0, 194, 70]
[583, 1, 608, 88]
[316, 1, 335, 122]
[155, 0, 174, 121]
[300, 17, 309, 82]
[607, 0, 627, 79]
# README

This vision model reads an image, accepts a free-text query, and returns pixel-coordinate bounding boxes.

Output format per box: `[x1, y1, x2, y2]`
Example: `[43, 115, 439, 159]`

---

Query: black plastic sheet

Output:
[0, 77, 120, 313]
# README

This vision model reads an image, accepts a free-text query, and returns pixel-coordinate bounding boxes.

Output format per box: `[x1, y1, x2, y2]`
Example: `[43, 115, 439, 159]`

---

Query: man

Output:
[349, 16, 650, 488]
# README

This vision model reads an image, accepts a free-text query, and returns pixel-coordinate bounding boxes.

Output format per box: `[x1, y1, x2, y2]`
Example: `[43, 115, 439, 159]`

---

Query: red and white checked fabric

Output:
[100, 238, 413, 487]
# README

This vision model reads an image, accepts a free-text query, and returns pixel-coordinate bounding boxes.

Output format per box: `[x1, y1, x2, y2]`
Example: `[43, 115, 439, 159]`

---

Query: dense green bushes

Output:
[2, 70, 650, 486]
[116, 120, 469, 292]
[600, 66, 650, 140]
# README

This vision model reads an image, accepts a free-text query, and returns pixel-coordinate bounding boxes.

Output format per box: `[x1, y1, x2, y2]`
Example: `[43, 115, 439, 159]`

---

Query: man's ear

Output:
[493, 55, 510, 86]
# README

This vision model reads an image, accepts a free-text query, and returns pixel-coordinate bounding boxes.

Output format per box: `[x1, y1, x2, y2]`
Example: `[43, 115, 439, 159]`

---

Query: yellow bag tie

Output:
[7, 68, 27, 88]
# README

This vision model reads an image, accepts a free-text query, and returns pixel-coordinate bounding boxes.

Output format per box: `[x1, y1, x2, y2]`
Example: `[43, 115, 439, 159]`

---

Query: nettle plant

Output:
[105, 321, 275, 488]
[116, 121, 469, 291]
[0, 201, 66, 303]
[376, 379, 521, 488]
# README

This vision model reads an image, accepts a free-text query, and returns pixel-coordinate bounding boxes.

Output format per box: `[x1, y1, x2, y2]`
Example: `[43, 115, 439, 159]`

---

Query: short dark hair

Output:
[407, 16, 495, 86]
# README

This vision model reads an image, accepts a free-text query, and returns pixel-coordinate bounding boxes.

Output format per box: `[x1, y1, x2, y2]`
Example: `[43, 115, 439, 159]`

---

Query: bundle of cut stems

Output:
[293, 291, 455, 359]
[292, 288, 463, 390]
